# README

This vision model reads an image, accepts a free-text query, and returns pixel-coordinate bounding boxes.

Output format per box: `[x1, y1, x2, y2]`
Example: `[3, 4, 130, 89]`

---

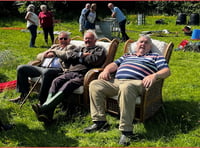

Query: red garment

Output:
[178, 40, 189, 49]
[0, 80, 17, 92]
[39, 11, 54, 28]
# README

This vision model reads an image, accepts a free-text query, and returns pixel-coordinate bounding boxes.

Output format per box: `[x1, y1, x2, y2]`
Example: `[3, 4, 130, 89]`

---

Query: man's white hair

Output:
[137, 35, 152, 45]
[84, 29, 98, 40]
[27, 4, 35, 12]
[59, 31, 71, 38]
[40, 4, 47, 10]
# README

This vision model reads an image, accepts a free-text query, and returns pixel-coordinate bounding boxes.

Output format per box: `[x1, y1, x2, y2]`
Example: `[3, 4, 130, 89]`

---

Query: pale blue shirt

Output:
[41, 47, 63, 68]
[41, 57, 61, 68]
[111, 7, 126, 23]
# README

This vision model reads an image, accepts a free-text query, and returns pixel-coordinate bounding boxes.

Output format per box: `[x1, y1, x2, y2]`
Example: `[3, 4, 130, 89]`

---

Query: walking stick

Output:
[20, 56, 55, 109]
[20, 76, 41, 109]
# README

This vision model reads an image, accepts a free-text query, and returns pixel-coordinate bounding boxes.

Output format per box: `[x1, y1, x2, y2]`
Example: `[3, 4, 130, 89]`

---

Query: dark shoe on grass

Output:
[119, 131, 134, 146]
[32, 104, 42, 118]
[9, 93, 27, 103]
[9, 96, 24, 103]
[38, 114, 52, 123]
[0, 124, 15, 131]
[83, 121, 109, 133]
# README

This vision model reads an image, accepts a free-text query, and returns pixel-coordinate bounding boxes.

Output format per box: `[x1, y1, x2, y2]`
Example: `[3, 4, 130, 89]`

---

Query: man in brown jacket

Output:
[10, 31, 76, 104]
[32, 30, 107, 123]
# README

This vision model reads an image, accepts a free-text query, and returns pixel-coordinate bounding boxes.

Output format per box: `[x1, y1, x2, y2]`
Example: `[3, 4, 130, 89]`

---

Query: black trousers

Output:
[43, 27, 54, 44]
[16, 64, 62, 104]
[119, 19, 129, 41]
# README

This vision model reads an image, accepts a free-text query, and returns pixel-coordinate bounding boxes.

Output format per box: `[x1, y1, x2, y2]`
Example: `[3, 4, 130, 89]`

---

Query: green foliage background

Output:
[2, 1, 200, 20]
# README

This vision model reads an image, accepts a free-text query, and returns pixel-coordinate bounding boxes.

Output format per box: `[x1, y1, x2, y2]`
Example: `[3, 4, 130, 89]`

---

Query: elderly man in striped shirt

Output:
[84, 35, 171, 146]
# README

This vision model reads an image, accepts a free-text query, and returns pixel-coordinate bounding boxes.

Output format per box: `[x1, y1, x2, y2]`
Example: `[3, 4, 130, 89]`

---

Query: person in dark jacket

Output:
[32, 30, 107, 123]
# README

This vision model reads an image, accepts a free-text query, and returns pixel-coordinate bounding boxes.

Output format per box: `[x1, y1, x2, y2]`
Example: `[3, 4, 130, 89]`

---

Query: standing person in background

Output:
[79, 3, 90, 35]
[108, 3, 129, 42]
[39, 4, 55, 45]
[25, 4, 39, 48]
[85, 3, 97, 31]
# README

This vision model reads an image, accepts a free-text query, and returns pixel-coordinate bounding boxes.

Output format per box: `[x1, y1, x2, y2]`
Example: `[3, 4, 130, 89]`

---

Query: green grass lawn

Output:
[0, 15, 200, 147]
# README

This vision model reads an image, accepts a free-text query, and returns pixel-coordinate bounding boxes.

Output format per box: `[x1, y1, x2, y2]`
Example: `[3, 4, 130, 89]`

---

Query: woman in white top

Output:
[25, 4, 39, 48]
[85, 3, 97, 30]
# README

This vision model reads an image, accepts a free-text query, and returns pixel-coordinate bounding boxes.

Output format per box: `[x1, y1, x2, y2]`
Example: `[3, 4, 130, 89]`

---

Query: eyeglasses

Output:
[59, 38, 68, 40]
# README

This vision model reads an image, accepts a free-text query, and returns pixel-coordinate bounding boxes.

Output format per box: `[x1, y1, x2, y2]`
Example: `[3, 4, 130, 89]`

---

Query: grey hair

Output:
[27, 4, 35, 12]
[59, 31, 71, 38]
[85, 3, 90, 8]
[40, 4, 47, 10]
[84, 29, 98, 40]
[91, 3, 96, 9]
[137, 34, 152, 45]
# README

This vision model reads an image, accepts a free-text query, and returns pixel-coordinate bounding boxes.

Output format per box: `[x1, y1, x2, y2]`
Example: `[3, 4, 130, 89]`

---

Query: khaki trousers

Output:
[89, 79, 145, 131]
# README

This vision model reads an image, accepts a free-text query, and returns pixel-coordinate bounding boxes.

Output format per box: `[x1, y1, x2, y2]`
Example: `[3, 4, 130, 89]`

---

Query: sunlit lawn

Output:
[0, 15, 200, 147]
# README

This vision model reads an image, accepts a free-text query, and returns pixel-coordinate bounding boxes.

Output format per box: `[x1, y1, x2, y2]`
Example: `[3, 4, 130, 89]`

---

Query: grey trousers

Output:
[89, 79, 145, 131]
[16, 64, 62, 104]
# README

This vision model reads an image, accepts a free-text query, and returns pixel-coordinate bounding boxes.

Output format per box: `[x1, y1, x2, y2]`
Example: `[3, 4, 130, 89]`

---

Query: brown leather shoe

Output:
[9, 93, 27, 103]
[9, 96, 24, 103]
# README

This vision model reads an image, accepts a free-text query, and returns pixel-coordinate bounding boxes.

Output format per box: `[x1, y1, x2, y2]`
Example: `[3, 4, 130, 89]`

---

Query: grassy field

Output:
[0, 15, 200, 147]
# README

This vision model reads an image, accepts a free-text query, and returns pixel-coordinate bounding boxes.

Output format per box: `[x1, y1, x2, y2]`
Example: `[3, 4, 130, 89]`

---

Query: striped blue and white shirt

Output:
[114, 52, 169, 80]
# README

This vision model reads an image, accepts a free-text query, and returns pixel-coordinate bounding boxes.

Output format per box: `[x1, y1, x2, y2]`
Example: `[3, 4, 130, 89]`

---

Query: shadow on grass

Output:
[0, 122, 78, 147]
[40, 45, 51, 49]
[106, 99, 200, 142]
[143, 99, 200, 140]
[1, 97, 199, 146]
[53, 103, 89, 123]
[0, 108, 13, 124]
[0, 100, 84, 146]
[0, 104, 79, 146]
[0, 73, 9, 83]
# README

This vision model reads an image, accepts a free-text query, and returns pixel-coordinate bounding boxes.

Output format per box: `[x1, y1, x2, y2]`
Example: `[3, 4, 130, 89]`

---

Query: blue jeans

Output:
[85, 21, 95, 30]
[28, 25, 37, 47]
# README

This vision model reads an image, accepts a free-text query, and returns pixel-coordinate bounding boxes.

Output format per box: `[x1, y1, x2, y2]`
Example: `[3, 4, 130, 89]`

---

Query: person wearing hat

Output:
[182, 26, 192, 36]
